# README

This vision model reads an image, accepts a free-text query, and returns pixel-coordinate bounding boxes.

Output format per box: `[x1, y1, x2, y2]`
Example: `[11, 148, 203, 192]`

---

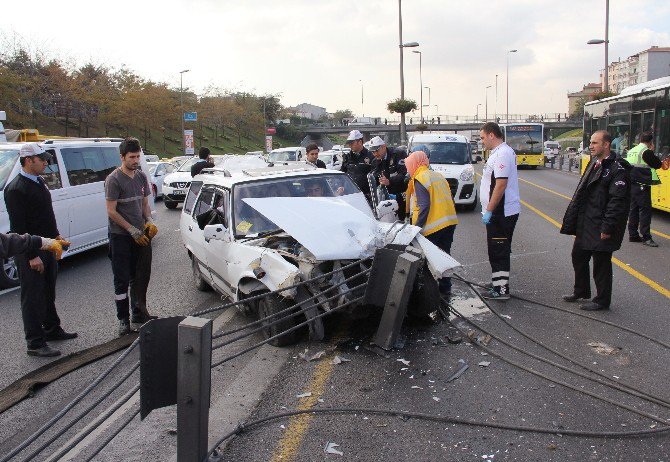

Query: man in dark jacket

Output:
[560, 130, 631, 311]
[191, 146, 215, 177]
[369, 136, 407, 220]
[4, 143, 78, 357]
[341, 130, 374, 199]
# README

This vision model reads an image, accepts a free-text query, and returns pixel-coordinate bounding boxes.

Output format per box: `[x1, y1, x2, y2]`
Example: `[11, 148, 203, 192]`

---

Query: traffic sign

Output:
[184, 130, 194, 155]
[266, 127, 276, 135]
[184, 112, 197, 122]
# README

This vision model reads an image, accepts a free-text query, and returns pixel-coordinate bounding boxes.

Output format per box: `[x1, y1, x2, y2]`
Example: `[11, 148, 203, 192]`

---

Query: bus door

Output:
[652, 107, 670, 212]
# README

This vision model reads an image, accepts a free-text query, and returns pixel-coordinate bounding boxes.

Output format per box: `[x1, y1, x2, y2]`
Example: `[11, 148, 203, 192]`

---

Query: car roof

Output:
[409, 134, 468, 143]
[194, 165, 345, 189]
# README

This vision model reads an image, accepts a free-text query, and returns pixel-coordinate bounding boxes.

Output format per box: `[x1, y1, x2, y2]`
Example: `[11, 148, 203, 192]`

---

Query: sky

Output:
[2, 0, 669, 119]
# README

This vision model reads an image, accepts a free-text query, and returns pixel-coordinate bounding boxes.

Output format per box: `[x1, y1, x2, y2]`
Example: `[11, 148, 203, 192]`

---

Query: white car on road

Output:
[180, 166, 460, 346]
[318, 150, 342, 170]
[147, 161, 176, 198]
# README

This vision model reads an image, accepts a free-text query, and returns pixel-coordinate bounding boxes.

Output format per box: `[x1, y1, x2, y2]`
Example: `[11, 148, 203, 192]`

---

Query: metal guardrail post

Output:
[177, 317, 212, 462]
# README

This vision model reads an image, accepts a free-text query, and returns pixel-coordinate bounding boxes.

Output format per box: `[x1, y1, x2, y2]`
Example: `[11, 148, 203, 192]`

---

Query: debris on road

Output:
[330, 356, 351, 365]
[299, 349, 327, 361]
[478, 361, 491, 367]
[296, 392, 312, 398]
[432, 396, 441, 402]
[324, 442, 344, 456]
[446, 359, 469, 382]
[397, 358, 411, 366]
[587, 342, 620, 355]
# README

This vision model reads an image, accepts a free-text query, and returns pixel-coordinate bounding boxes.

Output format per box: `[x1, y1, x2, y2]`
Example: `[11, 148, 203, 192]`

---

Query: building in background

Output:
[601, 46, 670, 93]
[567, 83, 602, 116]
[287, 103, 328, 120]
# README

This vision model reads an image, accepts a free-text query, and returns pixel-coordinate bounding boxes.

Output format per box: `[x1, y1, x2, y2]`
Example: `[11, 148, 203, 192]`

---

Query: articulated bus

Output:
[582, 77, 670, 213]
[484, 123, 545, 168]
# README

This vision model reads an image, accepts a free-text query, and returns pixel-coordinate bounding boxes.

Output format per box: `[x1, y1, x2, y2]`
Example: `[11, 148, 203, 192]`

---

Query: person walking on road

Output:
[4, 143, 77, 357]
[305, 143, 326, 169]
[341, 130, 374, 200]
[626, 131, 662, 247]
[105, 138, 158, 336]
[560, 130, 632, 311]
[369, 136, 408, 220]
[478, 122, 521, 300]
[191, 146, 214, 177]
[405, 150, 458, 298]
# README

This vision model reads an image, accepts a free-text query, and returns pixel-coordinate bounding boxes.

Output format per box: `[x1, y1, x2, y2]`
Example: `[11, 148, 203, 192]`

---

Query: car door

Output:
[185, 185, 215, 284]
[59, 145, 120, 250]
[203, 188, 236, 297]
[41, 150, 70, 240]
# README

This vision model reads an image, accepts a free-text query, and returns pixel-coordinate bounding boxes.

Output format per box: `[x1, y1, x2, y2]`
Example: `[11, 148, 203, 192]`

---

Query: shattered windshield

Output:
[268, 151, 297, 162]
[232, 174, 360, 237]
[504, 125, 543, 154]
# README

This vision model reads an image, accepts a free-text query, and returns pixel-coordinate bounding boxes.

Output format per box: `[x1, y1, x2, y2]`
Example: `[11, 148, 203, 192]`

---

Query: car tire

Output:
[192, 256, 211, 291]
[257, 294, 299, 347]
[164, 199, 178, 209]
[0, 257, 20, 289]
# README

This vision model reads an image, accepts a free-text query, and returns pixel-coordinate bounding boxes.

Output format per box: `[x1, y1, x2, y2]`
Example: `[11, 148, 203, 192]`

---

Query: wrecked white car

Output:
[180, 165, 460, 346]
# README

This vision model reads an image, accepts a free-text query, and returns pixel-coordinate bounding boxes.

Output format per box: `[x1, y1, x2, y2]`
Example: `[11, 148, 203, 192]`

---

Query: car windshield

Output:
[232, 174, 360, 237]
[219, 155, 267, 171]
[418, 142, 469, 165]
[505, 125, 543, 154]
[0, 149, 19, 190]
[318, 154, 334, 163]
[268, 151, 297, 162]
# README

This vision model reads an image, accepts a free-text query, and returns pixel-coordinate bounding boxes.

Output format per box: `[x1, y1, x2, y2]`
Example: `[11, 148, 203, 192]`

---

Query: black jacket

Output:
[560, 154, 631, 252]
[191, 160, 215, 177]
[370, 147, 408, 195]
[341, 147, 374, 195]
[308, 159, 327, 169]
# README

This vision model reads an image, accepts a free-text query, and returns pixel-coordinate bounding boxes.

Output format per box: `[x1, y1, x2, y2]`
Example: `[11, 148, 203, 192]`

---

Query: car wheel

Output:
[192, 256, 211, 291]
[164, 199, 178, 209]
[257, 294, 299, 347]
[0, 257, 19, 289]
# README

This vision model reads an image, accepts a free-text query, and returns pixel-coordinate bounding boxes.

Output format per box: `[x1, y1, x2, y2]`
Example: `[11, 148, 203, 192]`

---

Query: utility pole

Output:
[179, 69, 190, 155]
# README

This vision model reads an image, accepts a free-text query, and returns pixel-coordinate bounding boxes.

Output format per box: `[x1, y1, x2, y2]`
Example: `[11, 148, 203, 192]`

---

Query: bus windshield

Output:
[505, 125, 543, 154]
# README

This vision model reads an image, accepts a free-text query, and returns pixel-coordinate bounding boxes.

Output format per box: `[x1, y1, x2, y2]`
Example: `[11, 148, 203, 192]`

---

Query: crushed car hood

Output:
[243, 197, 461, 276]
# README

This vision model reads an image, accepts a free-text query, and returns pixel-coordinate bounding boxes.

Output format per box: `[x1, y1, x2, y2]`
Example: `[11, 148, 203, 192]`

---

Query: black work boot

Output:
[118, 318, 131, 336]
[27, 344, 61, 357]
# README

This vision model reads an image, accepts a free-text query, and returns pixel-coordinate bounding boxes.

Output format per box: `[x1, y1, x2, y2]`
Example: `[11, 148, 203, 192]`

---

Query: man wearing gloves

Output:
[369, 136, 408, 220]
[479, 122, 521, 300]
[105, 138, 158, 336]
[4, 143, 77, 357]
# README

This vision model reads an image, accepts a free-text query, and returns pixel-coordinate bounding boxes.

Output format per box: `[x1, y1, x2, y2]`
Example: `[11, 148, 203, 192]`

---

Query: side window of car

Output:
[41, 149, 63, 190]
[166, 164, 175, 173]
[156, 165, 165, 176]
[212, 189, 229, 228]
[61, 146, 120, 185]
[193, 187, 214, 218]
[184, 181, 203, 215]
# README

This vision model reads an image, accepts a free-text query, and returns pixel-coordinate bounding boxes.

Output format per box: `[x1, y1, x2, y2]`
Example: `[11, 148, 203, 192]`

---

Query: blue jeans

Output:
[426, 225, 456, 295]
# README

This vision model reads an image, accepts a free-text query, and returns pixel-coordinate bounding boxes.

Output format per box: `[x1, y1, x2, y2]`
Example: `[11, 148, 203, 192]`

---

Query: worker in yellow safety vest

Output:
[626, 131, 662, 247]
[405, 149, 458, 297]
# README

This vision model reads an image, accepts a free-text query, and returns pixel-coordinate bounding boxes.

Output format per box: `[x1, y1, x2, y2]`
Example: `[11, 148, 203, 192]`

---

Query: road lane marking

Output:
[521, 199, 670, 300]
[518, 176, 670, 241]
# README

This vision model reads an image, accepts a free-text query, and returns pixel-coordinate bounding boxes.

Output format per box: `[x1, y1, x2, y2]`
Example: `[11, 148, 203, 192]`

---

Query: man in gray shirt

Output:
[105, 138, 158, 336]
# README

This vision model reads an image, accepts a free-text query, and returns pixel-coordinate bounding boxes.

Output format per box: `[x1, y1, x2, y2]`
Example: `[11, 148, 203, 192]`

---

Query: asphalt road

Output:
[1, 167, 670, 461]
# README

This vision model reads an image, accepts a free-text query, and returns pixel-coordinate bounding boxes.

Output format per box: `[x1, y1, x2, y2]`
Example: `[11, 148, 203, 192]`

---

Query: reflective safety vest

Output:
[626, 143, 660, 184]
[408, 165, 458, 236]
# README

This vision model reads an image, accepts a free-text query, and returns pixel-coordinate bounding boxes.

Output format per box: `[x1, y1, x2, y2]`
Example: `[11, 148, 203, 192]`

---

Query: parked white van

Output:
[407, 134, 478, 211]
[0, 139, 155, 288]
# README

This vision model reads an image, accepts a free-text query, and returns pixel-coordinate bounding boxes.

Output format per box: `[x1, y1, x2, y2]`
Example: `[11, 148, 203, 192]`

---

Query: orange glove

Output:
[128, 226, 150, 246]
[144, 220, 158, 239]
[40, 238, 71, 260]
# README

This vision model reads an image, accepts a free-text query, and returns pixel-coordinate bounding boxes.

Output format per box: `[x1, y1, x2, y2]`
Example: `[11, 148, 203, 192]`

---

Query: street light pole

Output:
[506, 49, 517, 123]
[397, 0, 419, 144]
[359, 79, 364, 116]
[412, 50, 422, 123]
[424, 85, 431, 115]
[485, 85, 492, 122]
[179, 69, 190, 155]
[587, 0, 610, 92]
[476, 103, 481, 122]
[495, 74, 498, 121]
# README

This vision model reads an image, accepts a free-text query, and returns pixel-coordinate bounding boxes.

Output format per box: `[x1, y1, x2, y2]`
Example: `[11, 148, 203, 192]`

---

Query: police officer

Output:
[369, 136, 407, 220]
[626, 131, 662, 247]
[4, 143, 77, 357]
[341, 130, 374, 199]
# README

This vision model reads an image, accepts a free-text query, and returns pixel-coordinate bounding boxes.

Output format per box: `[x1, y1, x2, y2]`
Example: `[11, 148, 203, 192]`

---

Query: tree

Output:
[333, 109, 354, 125]
[387, 98, 417, 115]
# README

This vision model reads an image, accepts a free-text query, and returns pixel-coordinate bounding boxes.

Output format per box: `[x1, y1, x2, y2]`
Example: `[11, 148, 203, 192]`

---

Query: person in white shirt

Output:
[479, 122, 521, 300]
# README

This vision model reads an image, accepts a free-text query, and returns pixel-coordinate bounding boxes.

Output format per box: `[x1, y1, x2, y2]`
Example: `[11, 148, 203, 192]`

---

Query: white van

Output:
[0, 139, 155, 288]
[267, 147, 307, 163]
[543, 140, 561, 161]
[407, 134, 477, 211]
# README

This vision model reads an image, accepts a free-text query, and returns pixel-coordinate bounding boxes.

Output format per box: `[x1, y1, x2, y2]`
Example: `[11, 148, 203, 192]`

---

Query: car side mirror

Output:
[204, 224, 231, 242]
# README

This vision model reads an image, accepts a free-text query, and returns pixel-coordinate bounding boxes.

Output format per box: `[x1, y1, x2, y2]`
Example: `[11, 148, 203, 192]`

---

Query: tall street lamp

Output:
[359, 79, 364, 116]
[485, 85, 492, 122]
[506, 49, 517, 123]
[423, 86, 431, 122]
[476, 103, 482, 122]
[179, 69, 190, 155]
[495, 74, 499, 121]
[398, 0, 419, 144]
[588, 0, 610, 92]
[412, 50, 423, 123]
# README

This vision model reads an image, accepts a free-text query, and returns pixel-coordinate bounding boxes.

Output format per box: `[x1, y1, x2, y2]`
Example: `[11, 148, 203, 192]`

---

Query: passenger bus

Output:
[582, 77, 670, 212]
[484, 123, 544, 168]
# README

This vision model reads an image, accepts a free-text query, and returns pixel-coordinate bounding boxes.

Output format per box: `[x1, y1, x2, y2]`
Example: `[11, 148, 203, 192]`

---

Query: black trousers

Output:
[109, 233, 139, 320]
[15, 250, 61, 349]
[628, 184, 652, 240]
[130, 243, 152, 317]
[571, 242, 613, 307]
[425, 224, 456, 294]
[486, 213, 519, 293]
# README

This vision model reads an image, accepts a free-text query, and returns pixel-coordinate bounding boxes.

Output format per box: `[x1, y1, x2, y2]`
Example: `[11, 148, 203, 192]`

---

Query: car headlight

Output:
[460, 168, 474, 182]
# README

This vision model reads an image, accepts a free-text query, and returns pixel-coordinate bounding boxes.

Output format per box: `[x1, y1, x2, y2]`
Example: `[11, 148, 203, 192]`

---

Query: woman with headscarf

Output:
[405, 150, 459, 298]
